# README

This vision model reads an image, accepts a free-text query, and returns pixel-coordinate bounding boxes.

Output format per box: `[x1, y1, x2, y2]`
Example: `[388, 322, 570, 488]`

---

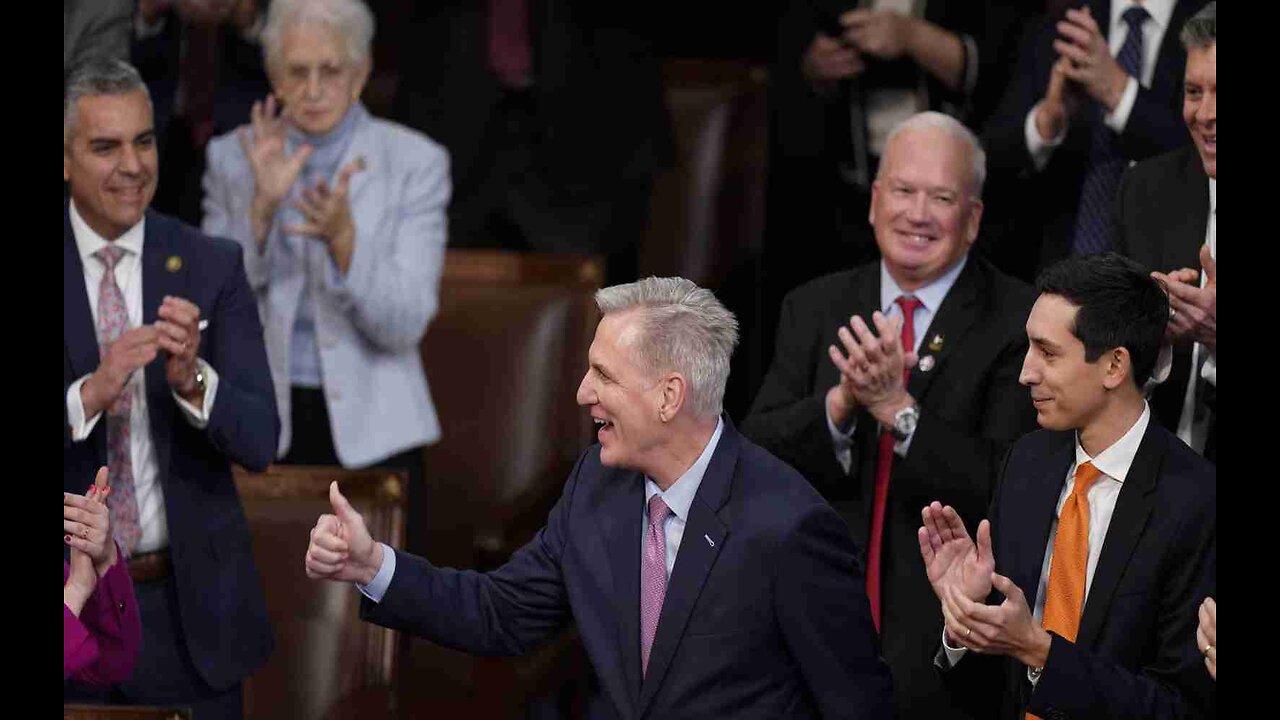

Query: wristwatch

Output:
[889, 403, 919, 441]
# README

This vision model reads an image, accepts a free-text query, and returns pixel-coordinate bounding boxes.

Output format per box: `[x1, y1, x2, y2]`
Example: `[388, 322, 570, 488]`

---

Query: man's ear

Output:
[1102, 347, 1132, 391]
[658, 373, 687, 422]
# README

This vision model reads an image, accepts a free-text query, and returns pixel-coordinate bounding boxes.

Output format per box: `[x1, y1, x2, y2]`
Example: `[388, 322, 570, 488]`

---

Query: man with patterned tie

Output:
[979, 0, 1208, 283]
[743, 111, 1037, 719]
[921, 253, 1216, 719]
[1114, 2, 1216, 461]
[63, 58, 278, 719]
[304, 277, 893, 719]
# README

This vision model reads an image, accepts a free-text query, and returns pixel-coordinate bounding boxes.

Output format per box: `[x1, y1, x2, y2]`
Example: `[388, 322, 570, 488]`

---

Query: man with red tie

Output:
[920, 252, 1216, 719]
[742, 111, 1038, 719]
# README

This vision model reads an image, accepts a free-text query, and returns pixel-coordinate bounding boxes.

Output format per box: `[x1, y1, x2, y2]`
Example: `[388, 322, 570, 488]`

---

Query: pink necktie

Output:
[94, 245, 142, 555]
[640, 494, 672, 675]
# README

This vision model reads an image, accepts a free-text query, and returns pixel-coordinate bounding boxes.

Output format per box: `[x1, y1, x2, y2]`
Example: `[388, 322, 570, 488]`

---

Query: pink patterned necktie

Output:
[94, 245, 142, 555]
[640, 494, 672, 676]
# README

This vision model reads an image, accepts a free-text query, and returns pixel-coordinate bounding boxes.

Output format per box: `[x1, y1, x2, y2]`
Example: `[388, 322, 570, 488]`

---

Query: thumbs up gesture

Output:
[305, 482, 384, 585]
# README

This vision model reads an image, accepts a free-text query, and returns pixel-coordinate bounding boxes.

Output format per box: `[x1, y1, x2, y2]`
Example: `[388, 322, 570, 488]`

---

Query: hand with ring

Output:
[1197, 597, 1216, 680]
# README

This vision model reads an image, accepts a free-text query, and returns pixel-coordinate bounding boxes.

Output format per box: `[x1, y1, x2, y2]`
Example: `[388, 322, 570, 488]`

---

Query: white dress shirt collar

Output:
[1208, 177, 1216, 216]
[645, 417, 725, 523]
[879, 253, 969, 315]
[1074, 402, 1151, 483]
[1112, 0, 1175, 37]
[70, 199, 145, 264]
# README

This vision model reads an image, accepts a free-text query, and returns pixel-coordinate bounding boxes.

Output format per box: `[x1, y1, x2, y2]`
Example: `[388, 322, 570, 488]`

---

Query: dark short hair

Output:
[1181, 2, 1216, 50]
[1035, 253, 1169, 387]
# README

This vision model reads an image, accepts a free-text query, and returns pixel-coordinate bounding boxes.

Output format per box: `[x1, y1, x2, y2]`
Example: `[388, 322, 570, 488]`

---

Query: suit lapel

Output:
[1163, 148, 1210, 273]
[338, 117, 375, 230]
[1008, 436, 1074, 602]
[597, 468, 644, 712]
[65, 209, 100, 382]
[1076, 423, 1162, 647]
[636, 421, 736, 717]
[141, 213, 185, 480]
[905, 258, 984, 402]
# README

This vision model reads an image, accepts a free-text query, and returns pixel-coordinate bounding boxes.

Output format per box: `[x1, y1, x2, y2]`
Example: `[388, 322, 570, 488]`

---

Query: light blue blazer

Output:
[202, 113, 450, 467]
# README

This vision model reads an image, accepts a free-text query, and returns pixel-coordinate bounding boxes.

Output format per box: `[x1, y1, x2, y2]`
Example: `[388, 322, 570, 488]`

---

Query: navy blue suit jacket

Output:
[941, 422, 1216, 719]
[63, 204, 279, 691]
[360, 419, 893, 719]
[979, 0, 1206, 278]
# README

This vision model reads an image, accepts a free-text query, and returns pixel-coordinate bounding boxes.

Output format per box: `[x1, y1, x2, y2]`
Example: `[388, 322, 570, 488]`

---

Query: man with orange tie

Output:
[920, 252, 1216, 719]
[742, 111, 1038, 719]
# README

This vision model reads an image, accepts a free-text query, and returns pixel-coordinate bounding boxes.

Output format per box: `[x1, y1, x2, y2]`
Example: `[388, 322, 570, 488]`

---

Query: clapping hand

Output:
[1053, 7, 1130, 111]
[1152, 246, 1216, 352]
[918, 502, 995, 642]
[64, 468, 115, 616]
[283, 157, 366, 274]
[240, 95, 315, 246]
[825, 311, 917, 427]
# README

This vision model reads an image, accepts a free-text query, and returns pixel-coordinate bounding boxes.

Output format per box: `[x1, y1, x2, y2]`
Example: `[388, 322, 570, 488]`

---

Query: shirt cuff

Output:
[1027, 666, 1043, 687]
[940, 628, 968, 666]
[1025, 102, 1067, 171]
[1103, 75, 1139, 134]
[172, 358, 220, 429]
[1201, 353, 1217, 386]
[67, 375, 103, 442]
[826, 405, 858, 475]
[356, 543, 397, 603]
[1144, 343, 1173, 395]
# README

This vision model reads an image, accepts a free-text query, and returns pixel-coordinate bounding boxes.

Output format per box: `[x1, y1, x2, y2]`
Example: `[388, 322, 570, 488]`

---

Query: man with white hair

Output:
[743, 111, 1038, 719]
[305, 277, 894, 719]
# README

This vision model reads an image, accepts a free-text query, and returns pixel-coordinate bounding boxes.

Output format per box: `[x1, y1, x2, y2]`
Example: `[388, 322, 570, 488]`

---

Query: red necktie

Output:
[487, 0, 531, 88]
[865, 295, 921, 631]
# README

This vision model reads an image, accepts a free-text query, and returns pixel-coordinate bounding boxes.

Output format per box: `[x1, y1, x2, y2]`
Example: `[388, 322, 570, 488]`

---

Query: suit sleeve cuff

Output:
[825, 405, 858, 474]
[357, 543, 397, 603]
[1103, 76, 1139, 133]
[67, 375, 102, 442]
[173, 358, 220, 428]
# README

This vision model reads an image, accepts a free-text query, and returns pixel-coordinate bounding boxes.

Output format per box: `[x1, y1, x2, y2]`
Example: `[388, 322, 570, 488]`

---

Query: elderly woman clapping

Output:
[64, 467, 141, 684]
[202, 0, 449, 550]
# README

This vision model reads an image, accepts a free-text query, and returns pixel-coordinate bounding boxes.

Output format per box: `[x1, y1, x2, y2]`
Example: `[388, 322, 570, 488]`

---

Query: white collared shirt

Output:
[942, 403, 1152, 672]
[65, 200, 220, 554]
[1025, 0, 1177, 169]
[826, 254, 970, 471]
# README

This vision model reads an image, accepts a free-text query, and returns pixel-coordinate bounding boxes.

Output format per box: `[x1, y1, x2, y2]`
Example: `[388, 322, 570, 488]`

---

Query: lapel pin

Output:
[928, 333, 944, 351]
[704, 534, 715, 547]
[165, 255, 183, 272]
[918, 355, 936, 373]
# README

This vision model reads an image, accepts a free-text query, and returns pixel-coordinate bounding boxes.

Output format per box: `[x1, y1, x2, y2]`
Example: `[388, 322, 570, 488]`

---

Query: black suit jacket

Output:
[360, 419, 894, 719]
[1113, 144, 1211, 434]
[980, 0, 1205, 279]
[941, 422, 1216, 719]
[63, 206, 279, 690]
[389, 0, 672, 203]
[741, 256, 1038, 719]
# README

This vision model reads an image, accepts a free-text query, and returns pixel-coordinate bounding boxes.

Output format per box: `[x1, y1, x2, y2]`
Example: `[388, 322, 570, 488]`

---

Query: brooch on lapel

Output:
[165, 255, 183, 272]
[928, 333, 944, 352]
[918, 355, 936, 373]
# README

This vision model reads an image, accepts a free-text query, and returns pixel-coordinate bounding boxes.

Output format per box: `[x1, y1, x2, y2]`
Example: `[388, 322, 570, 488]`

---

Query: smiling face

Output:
[870, 125, 983, 291]
[269, 22, 369, 136]
[1019, 294, 1113, 432]
[63, 88, 158, 240]
[1183, 42, 1216, 179]
[575, 310, 669, 472]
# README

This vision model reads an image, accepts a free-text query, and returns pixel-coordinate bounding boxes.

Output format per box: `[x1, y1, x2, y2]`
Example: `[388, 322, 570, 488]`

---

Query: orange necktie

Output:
[1027, 461, 1102, 720]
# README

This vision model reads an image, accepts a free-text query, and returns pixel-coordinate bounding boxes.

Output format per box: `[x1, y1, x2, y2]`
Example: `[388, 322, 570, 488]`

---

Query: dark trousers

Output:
[279, 386, 429, 555]
[64, 574, 244, 719]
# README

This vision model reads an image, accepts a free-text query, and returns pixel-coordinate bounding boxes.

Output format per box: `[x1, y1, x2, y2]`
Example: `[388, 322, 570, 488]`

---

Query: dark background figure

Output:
[132, 0, 272, 224]
[65, 0, 134, 76]
[978, 0, 1207, 283]
[380, 0, 674, 286]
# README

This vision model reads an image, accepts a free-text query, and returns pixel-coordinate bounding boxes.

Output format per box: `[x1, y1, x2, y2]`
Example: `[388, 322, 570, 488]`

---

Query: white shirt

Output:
[359, 419, 727, 602]
[65, 200, 220, 554]
[1024, 0, 1176, 170]
[1147, 177, 1216, 453]
[941, 403, 1152, 677]
[826, 254, 969, 472]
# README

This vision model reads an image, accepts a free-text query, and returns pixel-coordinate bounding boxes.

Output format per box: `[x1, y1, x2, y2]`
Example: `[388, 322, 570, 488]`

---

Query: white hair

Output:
[261, 0, 375, 71]
[594, 277, 739, 419]
[879, 111, 987, 196]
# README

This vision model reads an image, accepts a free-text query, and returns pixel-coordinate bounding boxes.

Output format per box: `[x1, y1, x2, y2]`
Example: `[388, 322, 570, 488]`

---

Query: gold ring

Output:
[1203, 644, 1214, 656]
[965, 627, 972, 638]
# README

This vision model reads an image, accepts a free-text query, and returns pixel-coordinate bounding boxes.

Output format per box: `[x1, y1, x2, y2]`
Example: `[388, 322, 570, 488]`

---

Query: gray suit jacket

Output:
[202, 112, 451, 467]
[64, 0, 132, 73]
